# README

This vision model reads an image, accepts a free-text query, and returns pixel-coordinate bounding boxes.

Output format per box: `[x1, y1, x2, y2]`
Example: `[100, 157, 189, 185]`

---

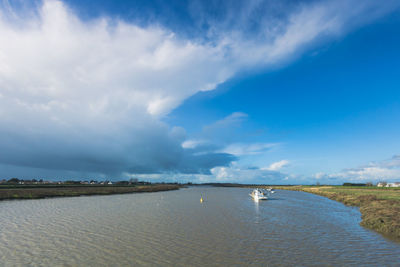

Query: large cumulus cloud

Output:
[0, 0, 236, 177]
[0, 0, 399, 179]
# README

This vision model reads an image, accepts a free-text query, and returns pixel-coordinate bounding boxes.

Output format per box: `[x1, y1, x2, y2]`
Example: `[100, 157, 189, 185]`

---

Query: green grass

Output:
[322, 187, 400, 201]
[270, 185, 400, 240]
[0, 184, 181, 201]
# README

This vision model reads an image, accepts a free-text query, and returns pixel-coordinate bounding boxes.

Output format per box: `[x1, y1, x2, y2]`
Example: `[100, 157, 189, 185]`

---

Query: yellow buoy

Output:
[200, 197, 203, 203]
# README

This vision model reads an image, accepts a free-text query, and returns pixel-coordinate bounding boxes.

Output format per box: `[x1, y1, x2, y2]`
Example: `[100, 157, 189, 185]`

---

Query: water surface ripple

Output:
[0, 187, 399, 266]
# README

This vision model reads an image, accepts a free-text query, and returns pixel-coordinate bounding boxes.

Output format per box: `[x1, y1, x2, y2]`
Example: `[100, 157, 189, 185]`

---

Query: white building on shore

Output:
[385, 182, 400, 187]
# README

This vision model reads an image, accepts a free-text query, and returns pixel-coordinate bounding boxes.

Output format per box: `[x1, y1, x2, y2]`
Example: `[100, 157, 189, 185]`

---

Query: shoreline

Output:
[270, 186, 400, 240]
[0, 184, 181, 201]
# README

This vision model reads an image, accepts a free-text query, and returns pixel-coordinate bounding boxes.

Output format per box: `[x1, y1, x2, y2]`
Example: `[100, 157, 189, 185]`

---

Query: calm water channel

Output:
[0, 187, 399, 266]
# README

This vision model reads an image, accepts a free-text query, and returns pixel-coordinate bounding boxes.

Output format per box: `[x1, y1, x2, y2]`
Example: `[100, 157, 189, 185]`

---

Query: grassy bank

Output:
[272, 186, 400, 240]
[0, 184, 181, 201]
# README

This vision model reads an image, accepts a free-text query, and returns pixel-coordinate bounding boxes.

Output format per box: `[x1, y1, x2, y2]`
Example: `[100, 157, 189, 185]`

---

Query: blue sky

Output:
[0, 0, 399, 184]
[169, 11, 400, 180]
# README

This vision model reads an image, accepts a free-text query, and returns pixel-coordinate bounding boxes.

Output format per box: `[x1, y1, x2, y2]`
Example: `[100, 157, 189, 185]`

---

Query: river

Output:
[0, 187, 399, 266]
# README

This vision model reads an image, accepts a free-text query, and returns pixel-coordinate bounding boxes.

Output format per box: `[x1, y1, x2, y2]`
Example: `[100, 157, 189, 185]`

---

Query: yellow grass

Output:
[272, 186, 400, 240]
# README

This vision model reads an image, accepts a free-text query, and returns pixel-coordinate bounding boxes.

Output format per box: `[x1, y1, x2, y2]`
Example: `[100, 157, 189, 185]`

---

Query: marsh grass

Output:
[272, 185, 400, 240]
[0, 184, 180, 201]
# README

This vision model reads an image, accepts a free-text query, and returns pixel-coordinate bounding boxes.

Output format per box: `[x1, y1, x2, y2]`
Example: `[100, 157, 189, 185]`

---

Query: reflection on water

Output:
[253, 199, 260, 213]
[0, 187, 399, 266]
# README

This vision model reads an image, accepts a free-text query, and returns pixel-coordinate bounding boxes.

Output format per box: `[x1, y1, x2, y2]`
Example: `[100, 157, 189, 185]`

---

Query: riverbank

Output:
[271, 186, 400, 240]
[0, 184, 181, 201]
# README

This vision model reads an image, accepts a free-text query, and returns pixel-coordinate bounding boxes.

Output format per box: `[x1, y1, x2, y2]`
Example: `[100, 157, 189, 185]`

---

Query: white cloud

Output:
[181, 139, 206, 149]
[0, 0, 233, 118]
[202, 112, 248, 134]
[313, 155, 400, 183]
[194, 112, 276, 156]
[222, 143, 276, 156]
[210, 165, 287, 184]
[314, 172, 326, 180]
[207, 163, 306, 184]
[0, 0, 399, 178]
[264, 160, 290, 171]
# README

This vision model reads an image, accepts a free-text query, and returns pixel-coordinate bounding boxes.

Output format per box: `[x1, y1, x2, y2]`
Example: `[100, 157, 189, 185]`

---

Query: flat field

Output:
[0, 184, 181, 201]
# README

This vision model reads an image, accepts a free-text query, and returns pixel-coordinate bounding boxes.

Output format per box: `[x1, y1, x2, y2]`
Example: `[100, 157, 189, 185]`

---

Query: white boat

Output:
[249, 188, 268, 201]
[266, 187, 275, 194]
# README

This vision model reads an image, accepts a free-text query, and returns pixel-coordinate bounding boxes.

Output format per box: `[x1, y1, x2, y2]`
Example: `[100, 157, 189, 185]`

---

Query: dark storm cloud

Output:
[0, 0, 399, 180]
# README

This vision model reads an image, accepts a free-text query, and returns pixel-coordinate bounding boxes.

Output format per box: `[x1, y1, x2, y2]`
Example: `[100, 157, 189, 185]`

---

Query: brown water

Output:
[0, 187, 399, 266]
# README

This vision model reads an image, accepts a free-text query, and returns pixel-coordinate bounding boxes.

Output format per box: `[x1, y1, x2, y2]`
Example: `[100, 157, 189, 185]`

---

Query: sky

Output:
[0, 0, 399, 184]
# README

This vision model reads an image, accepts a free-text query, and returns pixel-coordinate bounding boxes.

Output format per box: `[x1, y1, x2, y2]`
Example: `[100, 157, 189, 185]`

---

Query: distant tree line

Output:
[342, 182, 373, 186]
[2, 178, 44, 184]
[0, 177, 179, 186]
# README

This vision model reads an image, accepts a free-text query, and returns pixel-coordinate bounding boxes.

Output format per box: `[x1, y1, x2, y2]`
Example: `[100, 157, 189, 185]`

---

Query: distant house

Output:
[386, 182, 400, 188]
[377, 182, 386, 187]
[129, 178, 139, 184]
[107, 181, 113, 185]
